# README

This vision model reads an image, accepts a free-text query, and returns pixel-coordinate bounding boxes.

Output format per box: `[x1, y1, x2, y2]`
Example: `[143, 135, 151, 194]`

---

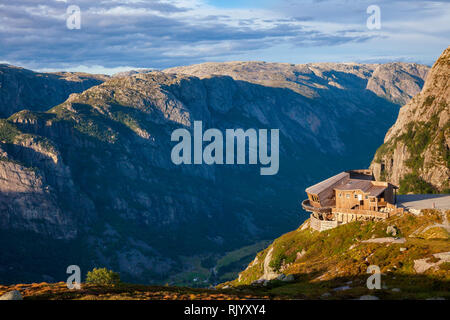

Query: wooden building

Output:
[302, 170, 401, 231]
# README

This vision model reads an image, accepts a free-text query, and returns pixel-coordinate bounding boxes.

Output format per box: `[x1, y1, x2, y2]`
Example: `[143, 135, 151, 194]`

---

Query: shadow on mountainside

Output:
[0, 73, 406, 285]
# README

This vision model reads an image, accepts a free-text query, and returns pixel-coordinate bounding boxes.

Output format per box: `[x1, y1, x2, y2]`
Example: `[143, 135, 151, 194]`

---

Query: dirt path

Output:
[362, 237, 406, 243]
[409, 210, 450, 238]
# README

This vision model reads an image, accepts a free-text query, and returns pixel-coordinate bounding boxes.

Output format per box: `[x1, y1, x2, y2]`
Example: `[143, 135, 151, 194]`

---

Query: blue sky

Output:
[0, 0, 449, 74]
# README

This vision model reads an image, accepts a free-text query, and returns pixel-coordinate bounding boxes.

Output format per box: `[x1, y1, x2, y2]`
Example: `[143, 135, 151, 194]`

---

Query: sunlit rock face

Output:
[371, 46, 449, 193]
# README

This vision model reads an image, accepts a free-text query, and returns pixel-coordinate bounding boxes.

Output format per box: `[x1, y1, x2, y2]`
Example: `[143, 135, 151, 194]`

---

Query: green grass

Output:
[399, 173, 437, 194]
[228, 210, 450, 299]
[399, 121, 430, 172]
[422, 95, 435, 107]
[0, 120, 20, 143]
[373, 140, 395, 163]
[216, 241, 271, 270]
[374, 108, 449, 194]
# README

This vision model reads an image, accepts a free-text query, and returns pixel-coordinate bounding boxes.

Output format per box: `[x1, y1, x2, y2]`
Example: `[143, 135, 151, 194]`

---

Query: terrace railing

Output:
[332, 207, 389, 219]
[301, 199, 332, 214]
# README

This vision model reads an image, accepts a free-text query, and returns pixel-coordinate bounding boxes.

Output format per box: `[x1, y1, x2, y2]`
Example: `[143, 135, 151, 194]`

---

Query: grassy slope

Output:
[2, 211, 447, 300]
[219, 210, 450, 299]
[167, 241, 272, 287]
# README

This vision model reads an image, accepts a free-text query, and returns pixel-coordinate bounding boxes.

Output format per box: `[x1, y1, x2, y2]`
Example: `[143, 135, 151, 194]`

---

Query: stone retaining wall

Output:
[309, 214, 338, 232]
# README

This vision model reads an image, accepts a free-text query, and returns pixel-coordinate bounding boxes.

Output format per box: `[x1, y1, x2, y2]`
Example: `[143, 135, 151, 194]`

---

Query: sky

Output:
[0, 0, 449, 75]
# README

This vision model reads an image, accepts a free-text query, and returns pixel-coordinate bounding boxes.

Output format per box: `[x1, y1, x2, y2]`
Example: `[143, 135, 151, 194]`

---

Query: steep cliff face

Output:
[0, 61, 429, 284]
[0, 160, 76, 239]
[366, 62, 429, 105]
[371, 47, 450, 193]
[0, 118, 95, 240]
[164, 61, 428, 105]
[0, 64, 108, 118]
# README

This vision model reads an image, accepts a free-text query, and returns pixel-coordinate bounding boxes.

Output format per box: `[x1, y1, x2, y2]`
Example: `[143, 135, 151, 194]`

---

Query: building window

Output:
[346, 194, 350, 199]
[354, 194, 358, 199]
[365, 195, 368, 199]
[339, 193, 342, 197]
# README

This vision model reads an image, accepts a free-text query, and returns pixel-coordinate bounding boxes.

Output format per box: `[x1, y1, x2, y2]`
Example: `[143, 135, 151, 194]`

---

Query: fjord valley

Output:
[0, 57, 433, 287]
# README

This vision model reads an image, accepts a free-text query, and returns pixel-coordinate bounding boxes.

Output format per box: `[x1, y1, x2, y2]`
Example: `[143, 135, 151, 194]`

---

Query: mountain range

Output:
[0, 59, 431, 285]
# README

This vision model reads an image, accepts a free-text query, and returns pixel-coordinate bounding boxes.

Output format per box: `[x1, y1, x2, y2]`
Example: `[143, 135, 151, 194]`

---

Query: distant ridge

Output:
[0, 64, 109, 117]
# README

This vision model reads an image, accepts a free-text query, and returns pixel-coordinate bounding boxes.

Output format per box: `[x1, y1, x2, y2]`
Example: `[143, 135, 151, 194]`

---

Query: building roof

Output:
[367, 185, 388, 197]
[335, 179, 388, 196]
[305, 170, 391, 199]
[335, 179, 373, 192]
[305, 172, 349, 195]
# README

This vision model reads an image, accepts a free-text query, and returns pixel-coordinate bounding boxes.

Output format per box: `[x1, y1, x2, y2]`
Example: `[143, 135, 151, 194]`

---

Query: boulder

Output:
[282, 274, 295, 282]
[251, 279, 265, 286]
[0, 290, 23, 300]
[386, 225, 399, 236]
[359, 295, 379, 300]
[296, 249, 306, 260]
[332, 285, 351, 291]
[276, 274, 286, 281]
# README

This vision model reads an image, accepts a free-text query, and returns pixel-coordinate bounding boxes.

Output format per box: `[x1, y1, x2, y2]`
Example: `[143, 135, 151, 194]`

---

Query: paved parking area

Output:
[396, 194, 450, 210]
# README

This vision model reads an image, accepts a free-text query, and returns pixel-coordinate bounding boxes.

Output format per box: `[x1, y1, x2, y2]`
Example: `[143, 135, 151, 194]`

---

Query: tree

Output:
[85, 267, 120, 286]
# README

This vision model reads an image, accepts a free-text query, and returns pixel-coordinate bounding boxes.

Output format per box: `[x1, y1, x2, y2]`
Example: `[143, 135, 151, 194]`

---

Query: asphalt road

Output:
[396, 194, 450, 210]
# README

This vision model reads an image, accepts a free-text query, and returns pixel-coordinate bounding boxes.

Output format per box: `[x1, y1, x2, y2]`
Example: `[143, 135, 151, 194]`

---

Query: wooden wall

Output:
[335, 190, 366, 209]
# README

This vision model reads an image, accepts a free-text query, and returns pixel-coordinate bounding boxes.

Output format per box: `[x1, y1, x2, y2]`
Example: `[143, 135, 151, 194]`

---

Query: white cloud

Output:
[37, 65, 147, 75]
[0, 0, 448, 70]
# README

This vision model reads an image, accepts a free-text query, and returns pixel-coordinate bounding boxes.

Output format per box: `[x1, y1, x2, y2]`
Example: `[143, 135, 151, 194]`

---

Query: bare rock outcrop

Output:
[0, 159, 77, 239]
[370, 46, 450, 192]
[0, 290, 22, 300]
[366, 62, 428, 105]
[164, 61, 428, 104]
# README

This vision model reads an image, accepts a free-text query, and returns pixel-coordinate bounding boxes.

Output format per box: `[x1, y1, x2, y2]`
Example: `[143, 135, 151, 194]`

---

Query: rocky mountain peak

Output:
[371, 46, 449, 193]
[164, 61, 429, 104]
